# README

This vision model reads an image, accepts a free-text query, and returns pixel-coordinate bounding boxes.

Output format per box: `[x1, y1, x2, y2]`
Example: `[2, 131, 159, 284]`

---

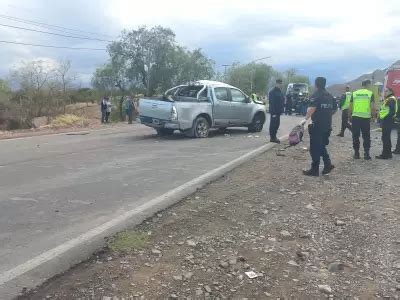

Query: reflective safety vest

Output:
[251, 93, 257, 101]
[352, 89, 373, 118]
[395, 98, 400, 124]
[379, 96, 397, 120]
[341, 92, 352, 110]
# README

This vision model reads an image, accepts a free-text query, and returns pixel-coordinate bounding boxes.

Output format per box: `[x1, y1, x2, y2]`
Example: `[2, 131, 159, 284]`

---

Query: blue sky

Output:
[1, 0, 399, 86]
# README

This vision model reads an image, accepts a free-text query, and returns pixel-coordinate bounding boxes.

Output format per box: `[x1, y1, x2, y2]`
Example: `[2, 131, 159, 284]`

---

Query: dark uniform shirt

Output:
[268, 86, 285, 115]
[309, 88, 335, 132]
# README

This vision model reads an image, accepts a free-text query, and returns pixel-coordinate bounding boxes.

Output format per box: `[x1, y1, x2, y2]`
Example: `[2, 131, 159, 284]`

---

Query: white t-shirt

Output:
[106, 101, 112, 113]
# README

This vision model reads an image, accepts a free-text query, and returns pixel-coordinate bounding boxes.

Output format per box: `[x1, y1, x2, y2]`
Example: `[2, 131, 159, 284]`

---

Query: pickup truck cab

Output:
[139, 80, 266, 138]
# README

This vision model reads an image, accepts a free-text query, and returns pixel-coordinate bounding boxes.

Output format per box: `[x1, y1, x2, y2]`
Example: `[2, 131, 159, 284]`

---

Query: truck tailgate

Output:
[139, 98, 173, 121]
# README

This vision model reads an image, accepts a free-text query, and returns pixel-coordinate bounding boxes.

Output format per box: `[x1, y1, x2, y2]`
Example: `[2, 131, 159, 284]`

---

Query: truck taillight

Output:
[171, 106, 178, 120]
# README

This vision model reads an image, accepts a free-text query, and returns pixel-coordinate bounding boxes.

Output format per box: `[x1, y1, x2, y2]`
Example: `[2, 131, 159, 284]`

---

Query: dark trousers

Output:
[309, 126, 331, 169]
[269, 114, 281, 139]
[101, 109, 107, 123]
[301, 103, 308, 116]
[352, 117, 371, 153]
[285, 102, 292, 115]
[127, 111, 133, 124]
[105, 112, 110, 123]
[340, 109, 351, 134]
[381, 119, 394, 156]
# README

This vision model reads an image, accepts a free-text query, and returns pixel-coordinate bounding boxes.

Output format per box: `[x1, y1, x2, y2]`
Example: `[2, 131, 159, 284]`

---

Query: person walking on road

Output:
[337, 85, 352, 137]
[376, 88, 397, 159]
[301, 77, 336, 177]
[268, 79, 285, 143]
[101, 96, 108, 123]
[349, 80, 376, 160]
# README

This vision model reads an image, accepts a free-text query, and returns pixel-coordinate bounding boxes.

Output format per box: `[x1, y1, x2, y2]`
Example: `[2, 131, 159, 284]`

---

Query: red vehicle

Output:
[384, 63, 400, 98]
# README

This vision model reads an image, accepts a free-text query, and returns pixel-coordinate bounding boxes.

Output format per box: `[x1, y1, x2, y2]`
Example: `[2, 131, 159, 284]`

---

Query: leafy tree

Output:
[94, 26, 215, 96]
[227, 63, 274, 95]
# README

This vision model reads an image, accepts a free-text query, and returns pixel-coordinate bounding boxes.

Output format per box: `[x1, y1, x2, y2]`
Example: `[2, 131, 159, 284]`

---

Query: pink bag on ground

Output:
[288, 125, 304, 146]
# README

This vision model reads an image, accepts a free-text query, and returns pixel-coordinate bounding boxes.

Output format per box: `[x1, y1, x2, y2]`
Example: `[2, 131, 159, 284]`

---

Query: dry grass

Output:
[49, 114, 89, 128]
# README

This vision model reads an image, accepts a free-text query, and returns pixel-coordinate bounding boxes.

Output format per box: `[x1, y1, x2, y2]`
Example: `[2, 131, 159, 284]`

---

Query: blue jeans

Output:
[309, 126, 331, 169]
[101, 109, 107, 123]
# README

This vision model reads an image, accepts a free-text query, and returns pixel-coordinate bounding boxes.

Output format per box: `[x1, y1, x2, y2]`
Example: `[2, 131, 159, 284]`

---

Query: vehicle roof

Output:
[194, 80, 235, 88]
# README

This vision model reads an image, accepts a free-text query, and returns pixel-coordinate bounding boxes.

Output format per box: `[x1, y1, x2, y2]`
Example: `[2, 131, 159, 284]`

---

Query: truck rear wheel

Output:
[185, 117, 210, 138]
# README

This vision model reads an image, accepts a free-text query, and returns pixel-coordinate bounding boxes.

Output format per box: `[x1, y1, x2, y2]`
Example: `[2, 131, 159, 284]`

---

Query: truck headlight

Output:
[171, 106, 178, 120]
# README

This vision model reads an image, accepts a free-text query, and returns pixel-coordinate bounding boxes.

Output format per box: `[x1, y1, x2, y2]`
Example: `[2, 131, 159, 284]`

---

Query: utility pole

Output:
[222, 64, 231, 82]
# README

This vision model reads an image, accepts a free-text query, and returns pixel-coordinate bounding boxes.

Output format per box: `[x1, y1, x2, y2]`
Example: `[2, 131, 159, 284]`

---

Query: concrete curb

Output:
[0, 135, 287, 299]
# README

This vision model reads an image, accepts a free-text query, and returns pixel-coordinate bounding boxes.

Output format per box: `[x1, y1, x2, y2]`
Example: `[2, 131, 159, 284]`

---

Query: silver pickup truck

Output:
[139, 80, 266, 138]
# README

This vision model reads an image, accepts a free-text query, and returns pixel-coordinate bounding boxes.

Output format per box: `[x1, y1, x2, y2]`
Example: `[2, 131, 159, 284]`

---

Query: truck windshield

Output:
[292, 84, 308, 93]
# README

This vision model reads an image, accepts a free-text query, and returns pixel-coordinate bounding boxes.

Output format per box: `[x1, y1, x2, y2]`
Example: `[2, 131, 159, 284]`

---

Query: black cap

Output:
[362, 79, 371, 87]
[315, 77, 326, 89]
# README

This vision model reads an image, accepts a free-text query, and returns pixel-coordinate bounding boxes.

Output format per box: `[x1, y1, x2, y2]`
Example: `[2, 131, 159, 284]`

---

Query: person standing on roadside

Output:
[349, 80, 376, 160]
[268, 79, 285, 143]
[285, 92, 293, 116]
[126, 96, 135, 124]
[105, 97, 112, 123]
[337, 85, 352, 137]
[393, 96, 400, 155]
[301, 77, 336, 176]
[376, 88, 397, 159]
[101, 96, 108, 123]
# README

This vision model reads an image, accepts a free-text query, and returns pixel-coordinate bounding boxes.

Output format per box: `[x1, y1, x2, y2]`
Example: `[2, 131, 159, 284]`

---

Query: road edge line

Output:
[0, 134, 287, 297]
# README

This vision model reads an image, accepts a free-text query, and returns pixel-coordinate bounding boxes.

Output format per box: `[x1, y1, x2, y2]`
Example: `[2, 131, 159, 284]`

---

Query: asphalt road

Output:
[0, 116, 299, 296]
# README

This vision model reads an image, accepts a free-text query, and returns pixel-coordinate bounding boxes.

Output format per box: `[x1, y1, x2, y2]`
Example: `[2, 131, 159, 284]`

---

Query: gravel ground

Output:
[20, 122, 400, 300]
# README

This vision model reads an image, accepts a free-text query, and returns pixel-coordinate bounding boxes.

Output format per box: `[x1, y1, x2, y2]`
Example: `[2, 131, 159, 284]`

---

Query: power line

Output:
[0, 23, 113, 42]
[0, 40, 107, 50]
[0, 14, 115, 38]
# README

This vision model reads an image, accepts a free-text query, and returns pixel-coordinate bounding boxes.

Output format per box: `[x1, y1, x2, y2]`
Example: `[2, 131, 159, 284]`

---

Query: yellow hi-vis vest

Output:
[379, 96, 397, 120]
[342, 92, 352, 110]
[352, 89, 373, 119]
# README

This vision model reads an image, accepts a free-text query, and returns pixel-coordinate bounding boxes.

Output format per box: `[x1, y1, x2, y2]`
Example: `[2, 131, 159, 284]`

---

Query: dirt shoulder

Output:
[20, 128, 400, 299]
[0, 121, 132, 140]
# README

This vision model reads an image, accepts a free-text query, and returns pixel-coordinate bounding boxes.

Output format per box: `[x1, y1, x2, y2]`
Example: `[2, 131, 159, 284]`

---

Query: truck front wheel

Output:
[248, 113, 265, 133]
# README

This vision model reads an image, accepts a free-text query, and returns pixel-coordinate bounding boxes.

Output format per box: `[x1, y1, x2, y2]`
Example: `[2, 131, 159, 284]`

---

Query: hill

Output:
[327, 60, 400, 96]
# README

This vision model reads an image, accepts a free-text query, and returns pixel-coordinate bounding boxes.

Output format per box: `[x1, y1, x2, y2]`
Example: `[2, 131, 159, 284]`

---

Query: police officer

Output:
[393, 96, 400, 155]
[268, 79, 285, 143]
[377, 88, 397, 159]
[301, 77, 336, 176]
[349, 80, 376, 160]
[337, 86, 352, 137]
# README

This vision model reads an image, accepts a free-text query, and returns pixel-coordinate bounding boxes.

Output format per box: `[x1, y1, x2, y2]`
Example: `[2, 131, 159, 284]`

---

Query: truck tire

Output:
[248, 113, 265, 133]
[185, 117, 210, 138]
[156, 128, 175, 136]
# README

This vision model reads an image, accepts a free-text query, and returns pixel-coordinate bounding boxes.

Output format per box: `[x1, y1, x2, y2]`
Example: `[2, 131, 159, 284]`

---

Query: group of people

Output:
[268, 77, 400, 177]
[100, 96, 137, 124]
[336, 80, 400, 159]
